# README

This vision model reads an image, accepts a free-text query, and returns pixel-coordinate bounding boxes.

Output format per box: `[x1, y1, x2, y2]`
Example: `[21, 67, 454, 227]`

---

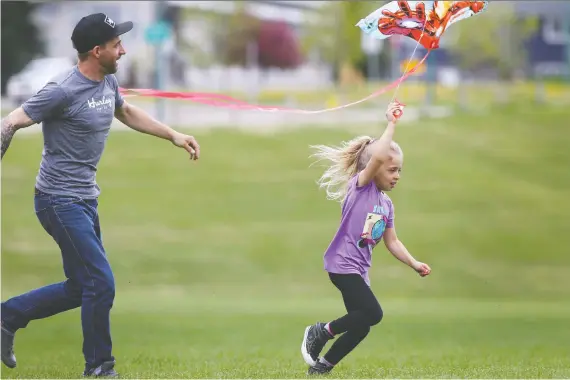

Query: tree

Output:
[213, 6, 303, 70]
[1, 1, 44, 93]
[214, 5, 261, 67]
[300, 1, 377, 78]
[256, 20, 303, 69]
[445, 2, 538, 80]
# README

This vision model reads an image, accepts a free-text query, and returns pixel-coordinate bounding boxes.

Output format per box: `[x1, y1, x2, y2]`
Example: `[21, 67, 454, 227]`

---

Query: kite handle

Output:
[392, 98, 406, 120]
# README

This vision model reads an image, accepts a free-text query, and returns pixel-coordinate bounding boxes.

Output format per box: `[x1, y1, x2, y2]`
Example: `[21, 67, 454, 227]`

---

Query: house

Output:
[30, 1, 157, 86]
[29, 1, 327, 89]
[361, 1, 569, 82]
[516, 1, 570, 78]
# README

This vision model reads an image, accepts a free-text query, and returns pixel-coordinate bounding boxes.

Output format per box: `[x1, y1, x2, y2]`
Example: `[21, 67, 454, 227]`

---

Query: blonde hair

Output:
[309, 136, 403, 202]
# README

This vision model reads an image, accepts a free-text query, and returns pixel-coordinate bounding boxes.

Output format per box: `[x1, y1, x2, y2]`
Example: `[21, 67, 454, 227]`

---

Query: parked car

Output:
[6, 57, 75, 105]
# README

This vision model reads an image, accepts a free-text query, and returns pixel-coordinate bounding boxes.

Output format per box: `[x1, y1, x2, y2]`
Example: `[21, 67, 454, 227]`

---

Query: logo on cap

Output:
[104, 16, 115, 28]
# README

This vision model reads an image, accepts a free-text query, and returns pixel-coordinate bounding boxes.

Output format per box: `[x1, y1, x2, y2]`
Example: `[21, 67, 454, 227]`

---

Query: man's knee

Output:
[97, 271, 116, 303]
[85, 270, 115, 306]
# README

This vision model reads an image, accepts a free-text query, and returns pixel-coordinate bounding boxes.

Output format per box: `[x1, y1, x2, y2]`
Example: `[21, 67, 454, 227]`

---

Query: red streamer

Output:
[119, 50, 430, 114]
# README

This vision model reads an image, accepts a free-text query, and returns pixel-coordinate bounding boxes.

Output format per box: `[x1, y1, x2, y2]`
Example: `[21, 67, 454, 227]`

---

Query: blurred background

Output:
[2, 0, 569, 122]
[1, 1, 570, 378]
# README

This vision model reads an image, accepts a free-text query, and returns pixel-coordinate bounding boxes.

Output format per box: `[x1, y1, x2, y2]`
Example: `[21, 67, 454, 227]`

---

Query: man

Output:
[1, 13, 200, 377]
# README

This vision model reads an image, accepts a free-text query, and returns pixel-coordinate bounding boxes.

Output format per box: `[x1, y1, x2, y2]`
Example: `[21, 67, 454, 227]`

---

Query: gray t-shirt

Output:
[22, 66, 124, 199]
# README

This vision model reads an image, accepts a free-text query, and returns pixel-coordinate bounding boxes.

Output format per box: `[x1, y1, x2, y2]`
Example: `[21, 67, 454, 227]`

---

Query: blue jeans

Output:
[1, 189, 115, 367]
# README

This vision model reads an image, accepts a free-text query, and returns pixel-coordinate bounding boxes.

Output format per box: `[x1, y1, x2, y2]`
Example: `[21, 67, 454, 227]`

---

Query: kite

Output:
[356, 1, 488, 50]
[120, 1, 488, 117]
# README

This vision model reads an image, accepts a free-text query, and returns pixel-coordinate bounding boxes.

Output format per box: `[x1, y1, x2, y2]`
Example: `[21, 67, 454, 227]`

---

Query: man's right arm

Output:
[1, 83, 68, 159]
[1, 108, 36, 159]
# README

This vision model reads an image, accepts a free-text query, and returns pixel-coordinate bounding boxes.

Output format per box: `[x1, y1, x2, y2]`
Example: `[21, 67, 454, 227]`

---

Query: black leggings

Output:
[323, 273, 383, 365]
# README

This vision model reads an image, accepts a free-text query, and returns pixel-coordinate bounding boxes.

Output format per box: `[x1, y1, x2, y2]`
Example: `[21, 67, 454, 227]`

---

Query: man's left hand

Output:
[171, 132, 200, 161]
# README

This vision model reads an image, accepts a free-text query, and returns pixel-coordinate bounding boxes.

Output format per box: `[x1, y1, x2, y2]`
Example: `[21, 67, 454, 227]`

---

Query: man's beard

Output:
[102, 60, 117, 74]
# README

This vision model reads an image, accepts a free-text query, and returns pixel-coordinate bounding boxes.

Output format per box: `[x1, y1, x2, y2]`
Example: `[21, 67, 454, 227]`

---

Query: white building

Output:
[30, 1, 330, 90]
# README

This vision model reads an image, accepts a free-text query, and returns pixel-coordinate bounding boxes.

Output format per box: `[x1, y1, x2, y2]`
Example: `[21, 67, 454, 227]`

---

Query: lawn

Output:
[1, 103, 569, 378]
[131, 80, 570, 110]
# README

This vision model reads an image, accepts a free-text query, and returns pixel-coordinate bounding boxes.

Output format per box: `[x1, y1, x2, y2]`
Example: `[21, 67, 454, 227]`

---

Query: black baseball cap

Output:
[71, 13, 133, 54]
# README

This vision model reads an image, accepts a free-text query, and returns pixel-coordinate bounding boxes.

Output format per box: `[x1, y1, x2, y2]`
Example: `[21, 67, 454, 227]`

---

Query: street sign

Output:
[145, 21, 171, 45]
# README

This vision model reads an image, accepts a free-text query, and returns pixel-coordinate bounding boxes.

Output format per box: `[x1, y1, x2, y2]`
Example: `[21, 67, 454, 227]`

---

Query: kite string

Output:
[118, 22, 432, 115]
[389, 18, 429, 105]
[117, 52, 429, 115]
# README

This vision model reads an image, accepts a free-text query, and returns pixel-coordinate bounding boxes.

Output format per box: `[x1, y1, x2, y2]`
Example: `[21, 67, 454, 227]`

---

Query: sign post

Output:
[145, 20, 172, 122]
[565, 15, 570, 82]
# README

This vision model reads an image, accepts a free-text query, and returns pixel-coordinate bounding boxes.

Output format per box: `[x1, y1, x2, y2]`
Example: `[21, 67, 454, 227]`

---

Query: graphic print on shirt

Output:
[357, 205, 388, 248]
[87, 95, 114, 113]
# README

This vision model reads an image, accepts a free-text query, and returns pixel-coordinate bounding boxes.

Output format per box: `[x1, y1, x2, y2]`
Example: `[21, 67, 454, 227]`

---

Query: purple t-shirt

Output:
[323, 173, 395, 286]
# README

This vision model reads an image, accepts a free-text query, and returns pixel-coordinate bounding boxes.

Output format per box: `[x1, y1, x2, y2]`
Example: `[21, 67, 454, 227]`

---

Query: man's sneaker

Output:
[83, 360, 119, 378]
[308, 358, 334, 375]
[1, 323, 16, 369]
[301, 322, 333, 366]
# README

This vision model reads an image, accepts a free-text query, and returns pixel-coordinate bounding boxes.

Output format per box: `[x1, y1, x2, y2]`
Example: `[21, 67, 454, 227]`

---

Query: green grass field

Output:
[138, 80, 570, 110]
[2, 103, 570, 378]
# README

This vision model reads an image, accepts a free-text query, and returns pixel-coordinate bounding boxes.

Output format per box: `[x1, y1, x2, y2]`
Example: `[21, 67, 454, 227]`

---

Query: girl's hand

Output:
[412, 261, 431, 277]
[385, 101, 405, 122]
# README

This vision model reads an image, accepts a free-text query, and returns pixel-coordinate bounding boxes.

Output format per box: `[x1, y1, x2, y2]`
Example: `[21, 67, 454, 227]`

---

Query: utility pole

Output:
[425, 49, 437, 107]
[562, 14, 570, 82]
[153, 1, 169, 122]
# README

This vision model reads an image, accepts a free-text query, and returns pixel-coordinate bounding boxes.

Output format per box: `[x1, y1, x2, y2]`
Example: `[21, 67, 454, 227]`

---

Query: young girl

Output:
[301, 102, 431, 375]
